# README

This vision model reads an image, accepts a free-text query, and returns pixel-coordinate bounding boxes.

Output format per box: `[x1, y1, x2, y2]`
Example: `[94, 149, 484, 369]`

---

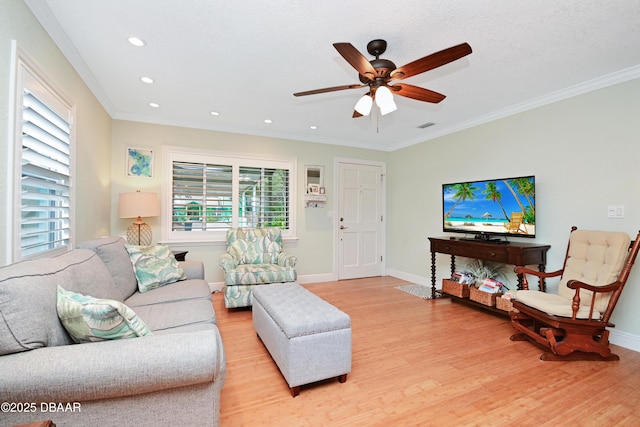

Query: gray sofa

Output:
[0, 237, 225, 427]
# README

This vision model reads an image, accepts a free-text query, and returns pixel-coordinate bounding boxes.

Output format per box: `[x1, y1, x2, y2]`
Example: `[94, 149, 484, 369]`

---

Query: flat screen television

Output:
[442, 175, 535, 240]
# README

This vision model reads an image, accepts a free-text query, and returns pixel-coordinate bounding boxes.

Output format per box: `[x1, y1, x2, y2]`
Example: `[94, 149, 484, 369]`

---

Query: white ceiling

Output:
[25, 0, 640, 152]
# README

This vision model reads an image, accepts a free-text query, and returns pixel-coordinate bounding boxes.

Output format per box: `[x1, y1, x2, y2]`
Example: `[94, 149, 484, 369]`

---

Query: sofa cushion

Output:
[125, 279, 211, 307]
[56, 286, 152, 343]
[125, 244, 186, 293]
[54, 249, 124, 301]
[0, 249, 120, 355]
[78, 236, 139, 299]
[132, 298, 217, 332]
[224, 263, 297, 286]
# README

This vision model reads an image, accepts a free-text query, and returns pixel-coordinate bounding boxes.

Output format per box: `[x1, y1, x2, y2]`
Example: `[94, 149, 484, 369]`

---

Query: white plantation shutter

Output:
[19, 88, 72, 259]
[238, 166, 289, 229]
[166, 149, 295, 240]
[172, 162, 233, 231]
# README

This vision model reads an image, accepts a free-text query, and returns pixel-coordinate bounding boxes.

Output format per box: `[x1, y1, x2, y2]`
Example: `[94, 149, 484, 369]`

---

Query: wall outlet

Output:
[608, 205, 624, 219]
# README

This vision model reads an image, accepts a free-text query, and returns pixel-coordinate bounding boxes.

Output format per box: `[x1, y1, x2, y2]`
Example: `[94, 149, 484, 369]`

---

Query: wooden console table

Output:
[428, 237, 551, 299]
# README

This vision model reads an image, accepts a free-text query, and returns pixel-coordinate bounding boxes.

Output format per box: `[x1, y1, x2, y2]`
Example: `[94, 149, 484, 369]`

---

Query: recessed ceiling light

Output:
[210, 111, 220, 116]
[310, 125, 318, 130]
[140, 77, 154, 84]
[127, 37, 146, 47]
[149, 102, 160, 108]
[264, 119, 272, 124]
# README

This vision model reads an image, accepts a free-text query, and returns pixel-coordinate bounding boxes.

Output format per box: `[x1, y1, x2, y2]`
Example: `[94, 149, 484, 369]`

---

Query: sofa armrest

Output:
[278, 252, 297, 268]
[0, 327, 225, 403]
[219, 253, 237, 272]
[180, 260, 204, 280]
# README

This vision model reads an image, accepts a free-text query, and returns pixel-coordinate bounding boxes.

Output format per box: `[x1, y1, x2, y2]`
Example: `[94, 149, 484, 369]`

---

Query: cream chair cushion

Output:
[516, 230, 630, 319]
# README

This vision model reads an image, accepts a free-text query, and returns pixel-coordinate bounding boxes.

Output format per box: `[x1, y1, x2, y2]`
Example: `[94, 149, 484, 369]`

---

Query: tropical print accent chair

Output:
[219, 227, 297, 308]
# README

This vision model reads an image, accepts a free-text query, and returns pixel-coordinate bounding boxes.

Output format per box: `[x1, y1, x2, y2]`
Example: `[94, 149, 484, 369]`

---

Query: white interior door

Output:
[337, 161, 384, 280]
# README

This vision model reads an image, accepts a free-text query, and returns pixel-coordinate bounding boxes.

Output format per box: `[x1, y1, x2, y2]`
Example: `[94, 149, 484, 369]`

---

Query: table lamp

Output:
[118, 190, 160, 246]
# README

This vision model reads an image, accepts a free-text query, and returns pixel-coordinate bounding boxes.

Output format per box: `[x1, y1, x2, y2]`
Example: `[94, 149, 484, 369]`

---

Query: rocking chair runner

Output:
[510, 226, 640, 361]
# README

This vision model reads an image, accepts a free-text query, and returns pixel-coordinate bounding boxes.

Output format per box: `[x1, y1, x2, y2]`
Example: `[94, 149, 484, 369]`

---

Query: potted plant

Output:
[462, 259, 508, 289]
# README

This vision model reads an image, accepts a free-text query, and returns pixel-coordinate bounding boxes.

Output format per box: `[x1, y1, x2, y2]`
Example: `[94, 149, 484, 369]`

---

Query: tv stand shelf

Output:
[428, 237, 550, 299]
[447, 294, 510, 317]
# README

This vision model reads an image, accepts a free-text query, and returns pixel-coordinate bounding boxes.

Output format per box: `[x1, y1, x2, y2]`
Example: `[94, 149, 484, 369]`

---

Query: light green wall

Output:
[388, 77, 640, 336]
[0, 0, 112, 263]
[110, 120, 388, 282]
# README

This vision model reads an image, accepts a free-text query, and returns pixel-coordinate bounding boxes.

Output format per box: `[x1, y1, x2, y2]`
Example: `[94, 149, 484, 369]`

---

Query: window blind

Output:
[171, 161, 233, 231]
[20, 89, 71, 258]
[170, 160, 290, 233]
[238, 166, 289, 229]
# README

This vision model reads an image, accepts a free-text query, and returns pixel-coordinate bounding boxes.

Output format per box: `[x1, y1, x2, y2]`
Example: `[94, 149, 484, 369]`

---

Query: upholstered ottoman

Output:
[252, 283, 352, 397]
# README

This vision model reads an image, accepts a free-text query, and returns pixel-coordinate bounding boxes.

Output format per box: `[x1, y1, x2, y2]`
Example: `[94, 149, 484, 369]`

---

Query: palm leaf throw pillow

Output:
[56, 286, 152, 343]
[125, 244, 186, 293]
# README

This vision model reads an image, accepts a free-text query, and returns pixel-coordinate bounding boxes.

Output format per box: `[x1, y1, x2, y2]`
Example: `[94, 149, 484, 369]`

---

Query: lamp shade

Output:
[118, 191, 160, 219]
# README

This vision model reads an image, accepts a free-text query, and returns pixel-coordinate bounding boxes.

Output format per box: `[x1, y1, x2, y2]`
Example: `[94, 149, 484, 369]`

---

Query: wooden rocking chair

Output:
[510, 226, 640, 361]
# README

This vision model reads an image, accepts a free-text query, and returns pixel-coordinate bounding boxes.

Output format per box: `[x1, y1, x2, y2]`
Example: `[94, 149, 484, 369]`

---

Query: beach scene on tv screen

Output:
[443, 177, 535, 236]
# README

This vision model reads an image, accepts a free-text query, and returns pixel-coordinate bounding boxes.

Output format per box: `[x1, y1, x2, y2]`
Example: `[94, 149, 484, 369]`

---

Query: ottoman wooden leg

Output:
[338, 374, 347, 383]
[291, 386, 300, 397]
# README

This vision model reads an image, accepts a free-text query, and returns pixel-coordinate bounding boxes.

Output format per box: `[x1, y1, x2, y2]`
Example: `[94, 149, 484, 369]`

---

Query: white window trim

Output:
[161, 146, 297, 244]
[7, 41, 76, 262]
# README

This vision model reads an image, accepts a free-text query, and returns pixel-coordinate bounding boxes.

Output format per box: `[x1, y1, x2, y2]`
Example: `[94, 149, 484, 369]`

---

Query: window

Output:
[10, 46, 75, 261]
[164, 147, 296, 242]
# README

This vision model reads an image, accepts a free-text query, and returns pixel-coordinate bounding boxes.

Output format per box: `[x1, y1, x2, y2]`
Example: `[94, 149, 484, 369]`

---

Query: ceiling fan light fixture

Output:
[379, 100, 397, 116]
[354, 94, 373, 116]
[375, 86, 397, 115]
[293, 40, 472, 119]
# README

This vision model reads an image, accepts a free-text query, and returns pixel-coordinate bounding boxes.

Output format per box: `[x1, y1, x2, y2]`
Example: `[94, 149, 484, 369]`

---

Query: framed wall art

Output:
[307, 183, 320, 194]
[126, 147, 154, 178]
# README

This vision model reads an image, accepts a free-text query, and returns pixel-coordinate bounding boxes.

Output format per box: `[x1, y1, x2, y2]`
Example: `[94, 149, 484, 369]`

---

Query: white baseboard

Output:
[297, 273, 338, 284]
[610, 329, 640, 353]
[209, 282, 225, 293]
[386, 269, 429, 286]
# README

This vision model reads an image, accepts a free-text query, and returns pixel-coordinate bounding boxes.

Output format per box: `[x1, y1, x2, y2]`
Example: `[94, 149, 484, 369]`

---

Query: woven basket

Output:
[496, 296, 519, 313]
[442, 279, 470, 298]
[469, 287, 500, 307]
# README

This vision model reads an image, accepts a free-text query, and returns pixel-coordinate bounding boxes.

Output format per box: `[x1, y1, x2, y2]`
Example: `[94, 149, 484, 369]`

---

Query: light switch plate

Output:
[608, 205, 624, 219]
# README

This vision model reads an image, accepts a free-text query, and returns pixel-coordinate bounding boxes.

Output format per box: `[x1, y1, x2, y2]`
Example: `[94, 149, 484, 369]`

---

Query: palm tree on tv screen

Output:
[444, 183, 478, 218]
[482, 181, 509, 220]
[504, 178, 535, 224]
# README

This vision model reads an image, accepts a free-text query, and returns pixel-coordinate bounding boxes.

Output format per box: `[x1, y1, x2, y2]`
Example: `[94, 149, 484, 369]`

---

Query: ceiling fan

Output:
[293, 39, 472, 118]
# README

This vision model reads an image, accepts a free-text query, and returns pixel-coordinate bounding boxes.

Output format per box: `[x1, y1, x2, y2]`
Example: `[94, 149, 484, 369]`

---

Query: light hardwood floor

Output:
[214, 276, 640, 426]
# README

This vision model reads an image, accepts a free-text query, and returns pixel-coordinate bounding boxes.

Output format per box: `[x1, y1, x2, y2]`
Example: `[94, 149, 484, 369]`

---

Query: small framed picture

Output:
[307, 184, 320, 194]
[319, 187, 325, 194]
[126, 147, 153, 178]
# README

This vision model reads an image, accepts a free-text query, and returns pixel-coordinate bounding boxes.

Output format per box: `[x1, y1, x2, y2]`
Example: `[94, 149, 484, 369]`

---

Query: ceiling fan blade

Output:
[333, 42, 377, 79]
[352, 110, 363, 118]
[391, 84, 446, 103]
[294, 84, 365, 97]
[389, 43, 472, 82]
